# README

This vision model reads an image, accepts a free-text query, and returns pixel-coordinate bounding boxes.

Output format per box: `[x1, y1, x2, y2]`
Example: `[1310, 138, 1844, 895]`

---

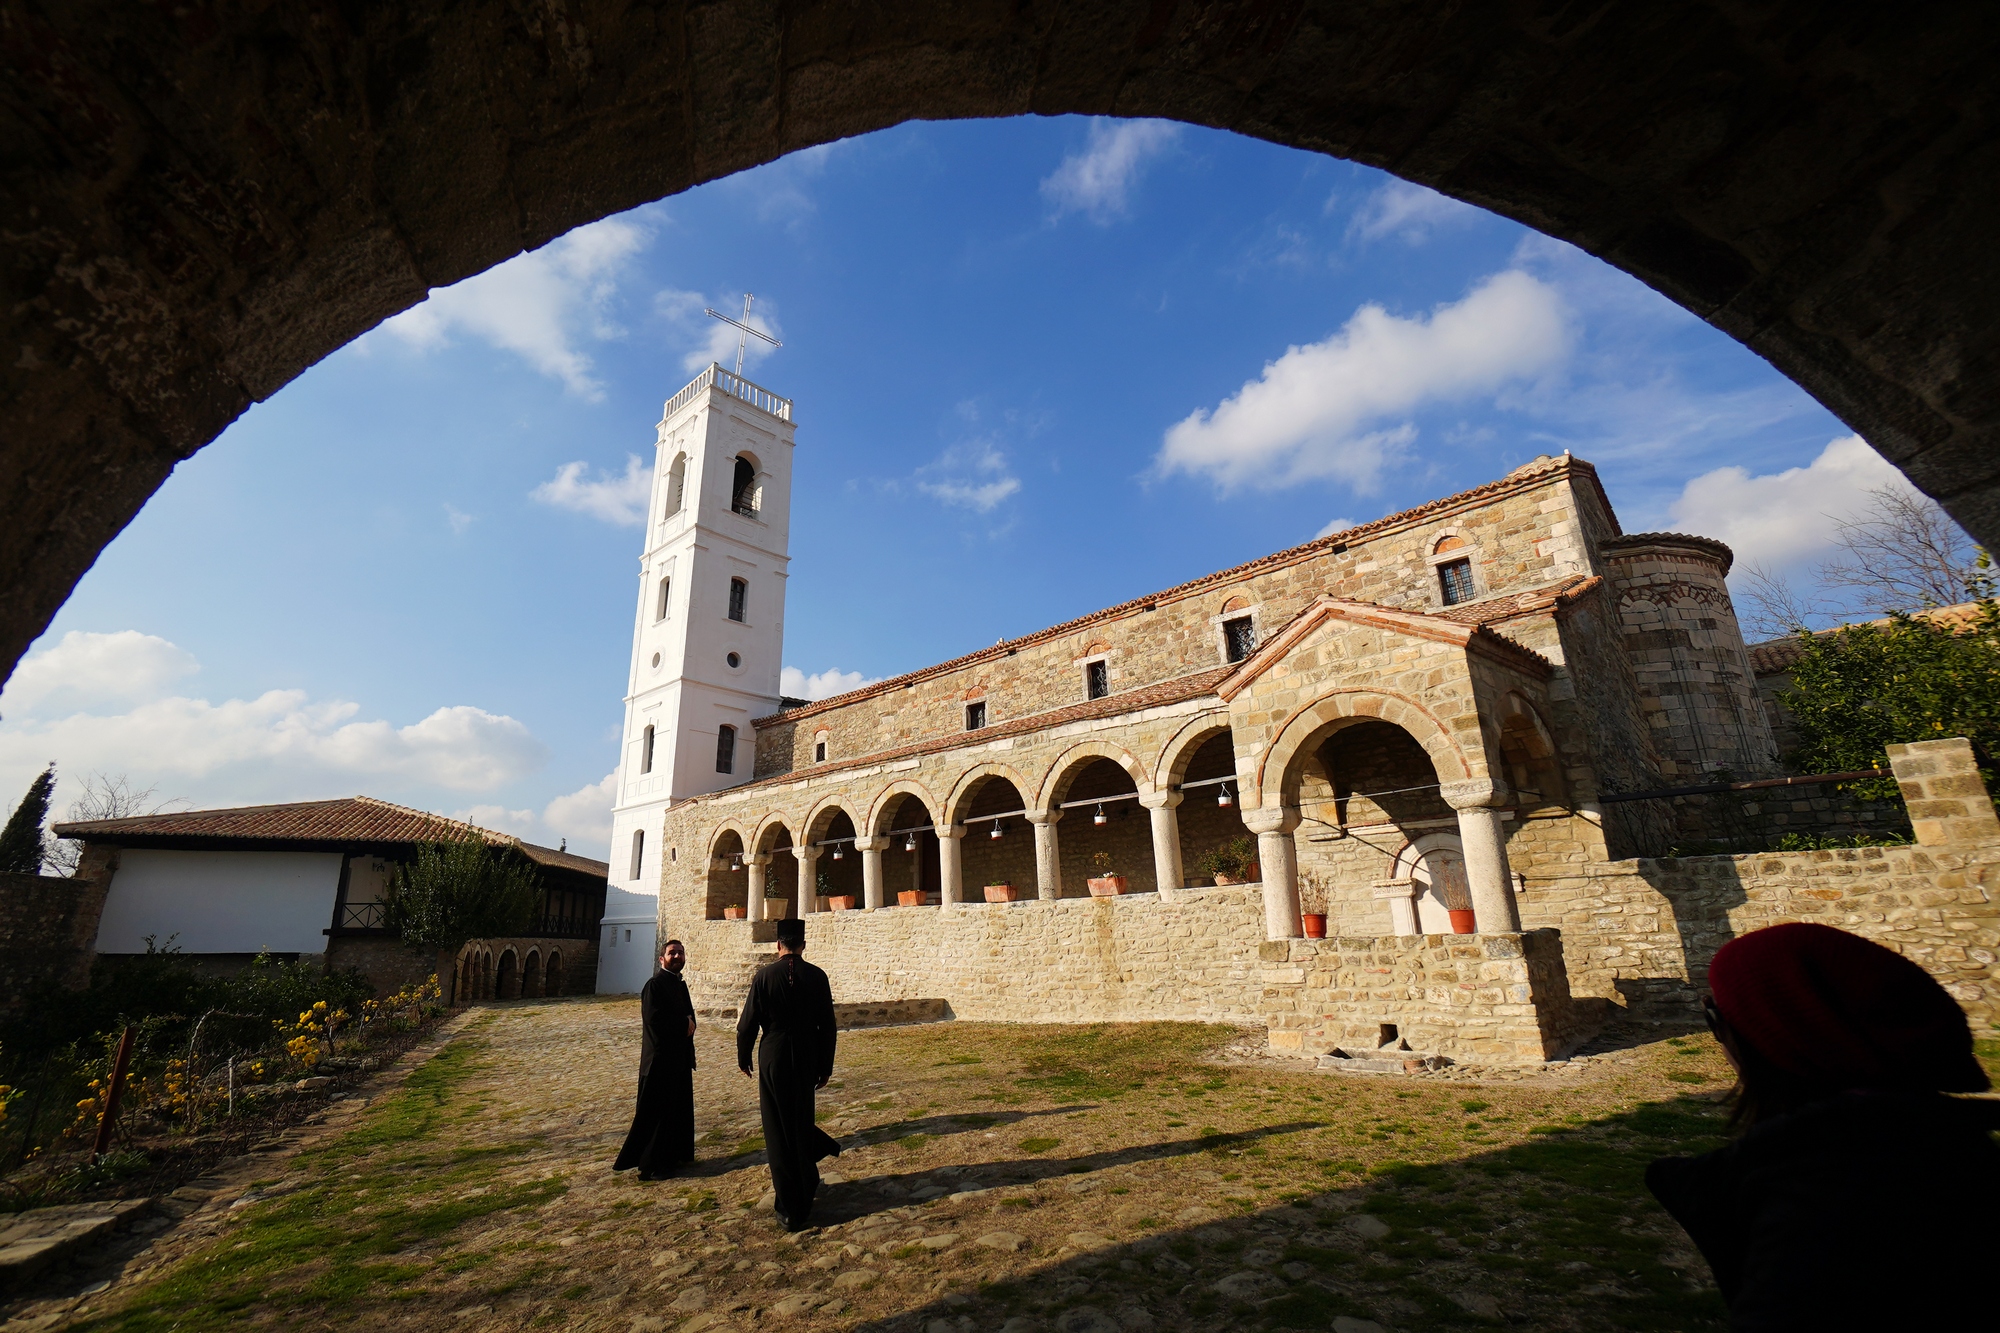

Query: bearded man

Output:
[614, 938, 697, 1180]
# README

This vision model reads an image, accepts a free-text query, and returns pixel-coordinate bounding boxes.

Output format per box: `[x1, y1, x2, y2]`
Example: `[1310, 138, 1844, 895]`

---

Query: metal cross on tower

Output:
[703, 293, 783, 375]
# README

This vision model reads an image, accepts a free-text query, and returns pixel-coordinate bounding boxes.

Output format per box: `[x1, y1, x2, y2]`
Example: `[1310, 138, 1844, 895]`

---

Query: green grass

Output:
[1019, 1137, 1061, 1154]
[86, 1023, 569, 1331]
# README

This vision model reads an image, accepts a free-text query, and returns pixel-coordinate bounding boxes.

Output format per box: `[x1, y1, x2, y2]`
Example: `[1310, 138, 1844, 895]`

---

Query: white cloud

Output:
[444, 504, 475, 536]
[1156, 269, 1571, 492]
[1668, 434, 1915, 574]
[531, 454, 653, 526]
[1, 632, 546, 824]
[781, 667, 879, 701]
[915, 441, 1022, 512]
[1041, 119, 1181, 224]
[454, 771, 616, 855]
[1, 630, 197, 715]
[376, 217, 648, 399]
[1347, 179, 1480, 245]
[655, 290, 783, 376]
[1316, 517, 1357, 539]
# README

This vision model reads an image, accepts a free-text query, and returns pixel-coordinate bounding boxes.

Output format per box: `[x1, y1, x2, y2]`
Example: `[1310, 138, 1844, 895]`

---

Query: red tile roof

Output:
[1431, 574, 1602, 625]
[54, 796, 607, 877]
[1746, 602, 1990, 676]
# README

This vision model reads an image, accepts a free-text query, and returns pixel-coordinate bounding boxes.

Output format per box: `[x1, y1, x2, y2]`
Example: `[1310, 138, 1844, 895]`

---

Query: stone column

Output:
[1442, 778, 1521, 933]
[1026, 809, 1063, 900]
[1887, 737, 2000, 846]
[1372, 878, 1419, 936]
[1140, 791, 1184, 897]
[792, 844, 821, 915]
[855, 836, 890, 910]
[938, 825, 967, 905]
[744, 853, 771, 920]
[1242, 806, 1302, 941]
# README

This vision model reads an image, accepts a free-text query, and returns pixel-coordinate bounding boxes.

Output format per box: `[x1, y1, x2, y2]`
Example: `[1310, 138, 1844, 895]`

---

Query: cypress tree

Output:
[0, 763, 56, 874]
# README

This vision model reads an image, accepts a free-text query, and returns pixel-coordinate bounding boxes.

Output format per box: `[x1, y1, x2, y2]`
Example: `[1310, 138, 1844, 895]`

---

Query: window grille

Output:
[641, 724, 655, 774]
[965, 701, 987, 730]
[1438, 558, 1476, 606]
[1086, 660, 1109, 700]
[716, 725, 736, 774]
[1223, 616, 1256, 663]
[813, 740, 827, 763]
[630, 829, 645, 880]
[732, 457, 757, 515]
[728, 577, 748, 622]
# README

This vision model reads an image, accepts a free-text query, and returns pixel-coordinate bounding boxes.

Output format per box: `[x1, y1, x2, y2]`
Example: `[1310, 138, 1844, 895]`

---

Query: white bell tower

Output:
[599, 364, 795, 988]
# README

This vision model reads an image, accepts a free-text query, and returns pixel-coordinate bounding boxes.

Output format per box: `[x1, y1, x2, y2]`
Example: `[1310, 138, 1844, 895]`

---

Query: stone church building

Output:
[616, 366, 1995, 1064]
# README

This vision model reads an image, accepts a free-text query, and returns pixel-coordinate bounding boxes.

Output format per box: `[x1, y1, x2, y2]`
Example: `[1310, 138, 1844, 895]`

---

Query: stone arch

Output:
[706, 826, 750, 921]
[945, 762, 1036, 825]
[949, 762, 1036, 899]
[752, 816, 800, 917]
[1392, 831, 1472, 936]
[866, 780, 943, 838]
[1155, 713, 1238, 792]
[522, 948, 543, 999]
[802, 795, 865, 909]
[496, 948, 518, 1001]
[1036, 741, 1153, 812]
[479, 949, 493, 1002]
[7, 13, 1999, 682]
[1495, 691, 1567, 810]
[545, 950, 564, 998]
[870, 780, 943, 906]
[1255, 689, 1474, 809]
[751, 813, 797, 855]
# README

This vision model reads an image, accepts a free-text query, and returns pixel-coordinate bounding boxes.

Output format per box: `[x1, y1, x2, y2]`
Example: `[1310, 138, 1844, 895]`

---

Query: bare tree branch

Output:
[45, 772, 190, 875]
[1816, 486, 1992, 615]
[1736, 562, 1839, 641]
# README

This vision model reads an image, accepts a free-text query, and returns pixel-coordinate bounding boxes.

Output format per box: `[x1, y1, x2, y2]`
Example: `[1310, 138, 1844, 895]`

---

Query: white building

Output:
[599, 364, 797, 992]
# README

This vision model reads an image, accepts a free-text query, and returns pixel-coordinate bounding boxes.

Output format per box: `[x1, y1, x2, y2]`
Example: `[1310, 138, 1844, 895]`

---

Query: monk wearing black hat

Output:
[1648, 922, 1999, 1327]
[613, 938, 697, 1180]
[736, 917, 841, 1230]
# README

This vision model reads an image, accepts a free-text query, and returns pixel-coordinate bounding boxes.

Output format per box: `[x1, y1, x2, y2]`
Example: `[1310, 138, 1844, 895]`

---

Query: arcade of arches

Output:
[7, 4, 2000, 685]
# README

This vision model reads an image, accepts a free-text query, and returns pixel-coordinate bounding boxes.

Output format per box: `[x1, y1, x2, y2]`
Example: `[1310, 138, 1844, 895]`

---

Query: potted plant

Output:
[828, 894, 857, 912]
[1437, 861, 1477, 934]
[1086, 851, 1127, 897]
[984, 882, 1021, 903]
[1194, 836, 1259, 886]
[1299, 872, 1328, 939]
[722, 905, 747, 921]
[897, 888, 926, 906]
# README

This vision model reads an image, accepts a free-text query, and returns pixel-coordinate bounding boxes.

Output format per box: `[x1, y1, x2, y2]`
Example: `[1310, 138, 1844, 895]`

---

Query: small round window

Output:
[650, 652, 662, 668]
[726, 652, 742, 669]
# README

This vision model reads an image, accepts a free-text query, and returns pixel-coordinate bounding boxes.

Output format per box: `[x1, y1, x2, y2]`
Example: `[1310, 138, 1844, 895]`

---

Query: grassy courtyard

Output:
[68, 1000, 1748, 1332]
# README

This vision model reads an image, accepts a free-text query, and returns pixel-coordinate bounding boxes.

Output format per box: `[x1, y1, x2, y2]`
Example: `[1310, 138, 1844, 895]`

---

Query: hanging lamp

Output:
[831, 844, 844, 860]
[1093, 804, 1108, 826]
[904, 833, 918, 852]
[989, 820, 1004, 840]
[1217, 782, 1234, 809]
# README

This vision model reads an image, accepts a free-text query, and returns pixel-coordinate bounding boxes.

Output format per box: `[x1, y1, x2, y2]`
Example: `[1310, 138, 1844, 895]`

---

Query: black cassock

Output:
[735, 954, 842, 1227]
[613, 967, 696, 1176]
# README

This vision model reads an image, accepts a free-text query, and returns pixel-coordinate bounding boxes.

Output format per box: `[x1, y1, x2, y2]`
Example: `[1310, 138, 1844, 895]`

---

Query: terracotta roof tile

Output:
[1430, 574, 1601, 625]
[1746, 602, 1991, 676]
[54, 796, 608, 877]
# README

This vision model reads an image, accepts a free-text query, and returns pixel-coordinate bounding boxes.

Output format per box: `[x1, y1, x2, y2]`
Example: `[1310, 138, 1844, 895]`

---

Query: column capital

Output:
[790, 842, 821, 860]
[1139, 789, 1183, 810]
[1241, 804, 1300, 835]
[744, 852, 773, 867]
[1440, 777, 1510, 810]
[853, 835, 891, 852]
[936, 823, 968, 841]
[1025, 808, 1063, 825]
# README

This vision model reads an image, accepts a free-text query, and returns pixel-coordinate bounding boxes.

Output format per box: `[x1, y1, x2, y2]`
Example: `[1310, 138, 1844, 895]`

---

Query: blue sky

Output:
[2, 116, 1908, 856]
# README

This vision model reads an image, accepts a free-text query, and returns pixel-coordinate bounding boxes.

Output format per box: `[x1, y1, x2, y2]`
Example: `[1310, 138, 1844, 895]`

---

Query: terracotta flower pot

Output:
[1086, 875, 1127, 897]
[1301, 913, 1327, 939]
[1246, 861, 1261, 882]
[722, 906, 747, 921]
[1448, 909, 1478, 934]
[1212, 873, 1240, 886]
[897, 889, 926, 907]
[983, 884, 1021, 903]
[828, 895, 857, 912]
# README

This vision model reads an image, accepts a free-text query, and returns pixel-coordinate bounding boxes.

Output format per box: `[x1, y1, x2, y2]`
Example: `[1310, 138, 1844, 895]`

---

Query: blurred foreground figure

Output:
[1648, 922, 1999, 1330]
[737, 918, 841, 1230]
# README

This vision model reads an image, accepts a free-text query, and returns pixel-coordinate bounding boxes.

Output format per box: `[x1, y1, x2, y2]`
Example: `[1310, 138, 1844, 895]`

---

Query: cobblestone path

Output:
[69, 998, 1742, 1333]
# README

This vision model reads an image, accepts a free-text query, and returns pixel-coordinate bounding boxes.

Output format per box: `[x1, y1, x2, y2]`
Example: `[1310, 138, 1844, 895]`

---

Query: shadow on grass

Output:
[833, 1096, 1731, 1333]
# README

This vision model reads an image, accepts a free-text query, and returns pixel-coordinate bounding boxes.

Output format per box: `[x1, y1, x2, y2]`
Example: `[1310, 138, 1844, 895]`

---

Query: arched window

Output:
[641, 724, 655, 774]
[731, 457, 757, 515]
[665, 452, 687, 517]
[728, 577, 748, 622]
[656, 576, 671, 620]
[629, 829, 645, 880]
[716, 725, 737, 774]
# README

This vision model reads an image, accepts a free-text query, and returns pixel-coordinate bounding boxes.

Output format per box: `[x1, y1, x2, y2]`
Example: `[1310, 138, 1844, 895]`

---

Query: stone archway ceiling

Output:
[7, 3, 2000, 678]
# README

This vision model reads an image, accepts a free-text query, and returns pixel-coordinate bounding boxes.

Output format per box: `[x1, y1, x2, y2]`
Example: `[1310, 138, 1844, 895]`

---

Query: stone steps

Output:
[0, 1198, 153, 1291]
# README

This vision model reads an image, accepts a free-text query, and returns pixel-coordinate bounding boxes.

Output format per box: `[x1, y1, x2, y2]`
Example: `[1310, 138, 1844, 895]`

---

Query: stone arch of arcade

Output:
[802, 797, 865, 912]
[868, 782, 943, 910]
[750, 815, 799, 921]
[1039, 743, 1154, 898]
[8, 7, 2000, 684]
[704, 825, 751, 921]
[947, 764, 1036, 904]
[1156, 716, 1252, 895]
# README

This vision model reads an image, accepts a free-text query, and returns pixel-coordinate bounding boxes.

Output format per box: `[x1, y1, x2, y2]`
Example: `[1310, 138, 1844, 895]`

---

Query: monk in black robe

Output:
[736, 919, 841, 1230]
[614, 939, 697, 1179]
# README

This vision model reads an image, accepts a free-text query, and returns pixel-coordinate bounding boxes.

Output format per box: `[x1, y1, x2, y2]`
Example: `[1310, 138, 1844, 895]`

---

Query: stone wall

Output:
[1259, 929, 1592, 1065]
[0, 871, 108, 1014]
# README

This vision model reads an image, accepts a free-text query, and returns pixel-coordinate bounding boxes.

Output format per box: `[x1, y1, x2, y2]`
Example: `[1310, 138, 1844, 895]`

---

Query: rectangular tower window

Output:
[1223, 616, 1256, 663]
[716, 724, 736, 774]
[656, 576, 671, 621]
[813, 740, 827, 763]
[728, 577, 748, 622]
[965, 701, 986, 730]
[1438, 558, 1476, 606]
[1085, 661, 1109, 700]
[641, 724, 655, 774]
[629, 829, 645, 881]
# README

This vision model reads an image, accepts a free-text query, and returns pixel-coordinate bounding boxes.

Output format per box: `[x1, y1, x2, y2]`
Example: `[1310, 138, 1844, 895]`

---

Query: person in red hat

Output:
[1648, 922, 1999, 1328]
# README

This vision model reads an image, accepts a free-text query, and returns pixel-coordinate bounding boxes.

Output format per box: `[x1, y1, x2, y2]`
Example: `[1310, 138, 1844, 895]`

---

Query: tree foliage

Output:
[1779, 601, 2000, 795]
[0, 764, 55, 874]
[380, 829, 541, 952]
